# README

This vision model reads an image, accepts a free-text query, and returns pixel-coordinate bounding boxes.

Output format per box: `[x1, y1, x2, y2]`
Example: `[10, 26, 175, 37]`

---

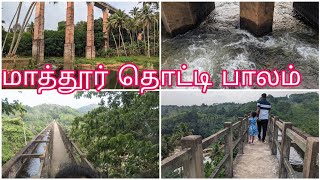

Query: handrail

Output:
[161, 115, 249, 178]
[268, 116, 319, 178]
[208, 155, 229, 178]
[286, 128, 307, 152]
[202, 128, 228, 149]
[161, 148, 191, 177]
[161, 114, 319, 178]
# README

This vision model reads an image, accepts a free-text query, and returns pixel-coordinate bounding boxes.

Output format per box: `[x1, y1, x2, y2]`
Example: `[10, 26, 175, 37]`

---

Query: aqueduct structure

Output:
[32, 2, 118, 70]
[161, 2, 319, 37]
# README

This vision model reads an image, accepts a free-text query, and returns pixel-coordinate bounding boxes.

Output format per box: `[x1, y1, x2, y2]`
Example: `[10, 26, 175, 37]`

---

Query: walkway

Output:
[233, 140, 279, 178]
[49, 122, 72, 177]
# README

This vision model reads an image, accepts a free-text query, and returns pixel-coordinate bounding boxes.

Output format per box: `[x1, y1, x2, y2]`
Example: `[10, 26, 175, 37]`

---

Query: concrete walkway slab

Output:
[233, 140, 279, 178]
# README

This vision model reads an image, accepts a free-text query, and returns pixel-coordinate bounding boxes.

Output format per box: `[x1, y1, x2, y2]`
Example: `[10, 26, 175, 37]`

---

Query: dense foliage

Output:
[2, 101, 83, 164]
[23, 104, 81, 131]
[71, 91, 159, 178]
[2, 92, 159, 178]
[2, 117, 34, 164]
[162, 92, 319, 159]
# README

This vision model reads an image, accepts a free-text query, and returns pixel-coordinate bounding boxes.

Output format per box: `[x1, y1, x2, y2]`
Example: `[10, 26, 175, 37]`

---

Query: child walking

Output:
[248, 111, 258, 144]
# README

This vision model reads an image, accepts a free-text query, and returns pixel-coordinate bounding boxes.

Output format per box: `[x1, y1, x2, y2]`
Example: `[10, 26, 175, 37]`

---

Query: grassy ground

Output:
[44, 56, 159, 69]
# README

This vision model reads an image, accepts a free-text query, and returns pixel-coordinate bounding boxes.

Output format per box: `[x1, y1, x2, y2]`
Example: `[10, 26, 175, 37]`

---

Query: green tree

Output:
[71, 92, 159, 178]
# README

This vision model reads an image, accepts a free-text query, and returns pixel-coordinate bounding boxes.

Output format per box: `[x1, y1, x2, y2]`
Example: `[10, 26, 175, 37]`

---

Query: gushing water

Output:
[162, 2, 319, 89]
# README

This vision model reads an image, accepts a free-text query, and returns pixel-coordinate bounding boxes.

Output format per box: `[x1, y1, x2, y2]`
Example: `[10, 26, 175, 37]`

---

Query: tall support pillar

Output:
[32, 2, 45, 64]
[161, 2, 215, 36]
[86, 2, 95, 59]
[64, 2, 75, 70]
[102, 8, 109, 51]
[240, 2, 274, 37]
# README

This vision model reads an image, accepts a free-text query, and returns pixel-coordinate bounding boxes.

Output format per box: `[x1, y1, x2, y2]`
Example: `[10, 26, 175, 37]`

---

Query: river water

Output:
[162, 2, 319, 89]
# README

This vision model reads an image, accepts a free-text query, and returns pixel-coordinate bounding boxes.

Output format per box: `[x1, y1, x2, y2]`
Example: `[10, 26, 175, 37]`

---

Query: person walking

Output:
[256, 93, 271, 143]
[248, 111, 258, 144]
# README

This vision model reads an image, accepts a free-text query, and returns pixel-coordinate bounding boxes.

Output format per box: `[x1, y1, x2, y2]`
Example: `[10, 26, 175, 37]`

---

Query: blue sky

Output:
[2, 2, 141, 30]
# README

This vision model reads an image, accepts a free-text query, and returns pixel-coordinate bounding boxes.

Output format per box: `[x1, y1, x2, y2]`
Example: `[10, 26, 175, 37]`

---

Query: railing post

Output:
[302, 137, 319, 178]
[279, 122, 292, 178]
[224, 122, 233, 178]
[238, 117, 244, 154]
[267, 116, 272, 144]
[244, 114, 249, 143]
[271, 116, 279, 155]
[181, 135, 204, 178]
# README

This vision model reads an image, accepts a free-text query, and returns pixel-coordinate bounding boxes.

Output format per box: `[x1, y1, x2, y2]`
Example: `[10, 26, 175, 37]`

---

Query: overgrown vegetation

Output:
[2, 2, 159, 68]
[2, 100, 82, 164]
[2, 91, 159, 178]
[71, 91, 159, 178]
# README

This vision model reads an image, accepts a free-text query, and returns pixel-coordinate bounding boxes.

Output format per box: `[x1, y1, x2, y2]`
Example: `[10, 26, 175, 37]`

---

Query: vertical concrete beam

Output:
[224, 122, 233, 178]
[244, 114, 249, 144]
[271, 116, 279, 155]
[102, 9, 109, 51]
[32, 2, 45, 64]
[279, 122, 292, 178]
[181, 135, 204, 178]
[240, 2, 274, 37]
[63, 2, 75, 70]
[303, 137, 319, 178]
[161, 2, 215, 36]
[238, 117, 244, 154]
[86, 2, 95, 59]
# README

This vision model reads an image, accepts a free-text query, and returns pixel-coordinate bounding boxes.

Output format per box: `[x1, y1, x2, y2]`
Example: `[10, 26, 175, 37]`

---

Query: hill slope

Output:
[77, 104, 99, 113]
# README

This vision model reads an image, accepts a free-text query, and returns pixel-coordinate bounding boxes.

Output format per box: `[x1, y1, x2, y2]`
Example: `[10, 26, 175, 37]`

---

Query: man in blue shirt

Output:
[256, 93, 271, 142]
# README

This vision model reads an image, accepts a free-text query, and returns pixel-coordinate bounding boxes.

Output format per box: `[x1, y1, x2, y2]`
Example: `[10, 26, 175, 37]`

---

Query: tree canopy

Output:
[71, 91, 159, 177]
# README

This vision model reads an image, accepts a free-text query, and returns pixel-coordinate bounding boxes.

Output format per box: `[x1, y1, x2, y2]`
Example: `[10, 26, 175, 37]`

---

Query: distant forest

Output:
[161, 92, 319, 159]
[2, 103, 84, 164]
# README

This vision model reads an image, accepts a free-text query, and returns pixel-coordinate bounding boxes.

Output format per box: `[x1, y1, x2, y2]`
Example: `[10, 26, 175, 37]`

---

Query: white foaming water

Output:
[296, 46, 319, 60]
[220, 53, 256, 82]
[162, 2, 319, 89]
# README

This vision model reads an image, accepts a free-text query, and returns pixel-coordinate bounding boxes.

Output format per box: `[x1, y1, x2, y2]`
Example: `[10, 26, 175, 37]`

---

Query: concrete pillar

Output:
[63, 2, 75, 70]
[271, 116, 279, 155]
[181, 135, 204, 178]
[279, 122, 292, 178]
[161, 2, 215, 36]
[32, 2, 45, 64]
[86, 2, 95, 59]
[240, 2, 274, 37]
[102, 8, 109, 51]
[224, 122, 233, 178]
[303, 137, 319, 178]
[238, 117, 244, 154]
